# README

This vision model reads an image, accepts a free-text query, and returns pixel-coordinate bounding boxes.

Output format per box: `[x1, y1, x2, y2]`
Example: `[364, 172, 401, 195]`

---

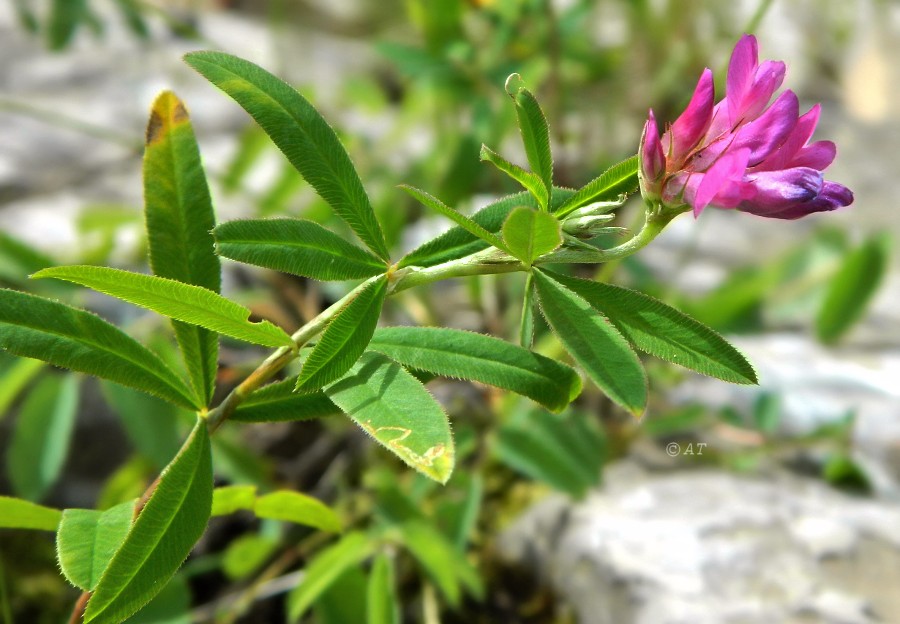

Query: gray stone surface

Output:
[498, 462, 900, 624]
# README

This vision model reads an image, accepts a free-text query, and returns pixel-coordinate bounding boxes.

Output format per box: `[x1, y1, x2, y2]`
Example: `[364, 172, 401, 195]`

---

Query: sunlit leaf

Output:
[325, 352, 454, 483]
[57, 501, 135, 591]
[0, 289, 198, 409]
[255, 491, 341, 532]
[0, 496, 61, 531]
[33, 266, 293, 348]
[214, 218, 386, 281]
[184, 51, 390, 261]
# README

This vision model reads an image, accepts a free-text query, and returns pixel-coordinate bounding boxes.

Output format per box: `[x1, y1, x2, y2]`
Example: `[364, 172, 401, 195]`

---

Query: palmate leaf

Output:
[33, 266, 292, 348]
[479, 145, 549, 210]
[554, 155, 639, 217]
[57, 500, 135, 591]
[0, 496, 62, 531]
[295, 276, 388, 393]
[532, 270, 647, 416]
[143, 91, 221, 405]
[0, 289, 198, 410]
[214, 218, 387, 281]
[501, 206, 562, 265]
[184, 51, 390, 261]
[553, 273, 758, 384]
[84, 418, 212, 624]
[325, 352, 455, 483]
[399, 185, 511, 255]
[231, 379, 340, 423]
[368, 327, 581, 412]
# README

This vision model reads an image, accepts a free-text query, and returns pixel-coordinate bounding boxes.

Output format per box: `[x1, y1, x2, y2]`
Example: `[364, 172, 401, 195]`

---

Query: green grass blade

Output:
[33, 266, 292, 348]
[295, 276, 388, 393]
[214, 218, 386, 281]
[0, 289, 198, 409]
[325, 352, 455, 483]
[143, 91, 221, 405]
[554, 155, 639, 217]
[84, 418, 212, 623]
[368, 327, 581, 412]
[399, 185, 511, 255]
[184, 51, 390, 261]
[533, 269, 647, 416]
[554, 274, 758, 384]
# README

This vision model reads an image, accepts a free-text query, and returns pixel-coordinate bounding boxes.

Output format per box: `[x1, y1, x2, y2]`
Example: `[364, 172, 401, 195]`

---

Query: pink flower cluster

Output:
[639, 34, 853, 219]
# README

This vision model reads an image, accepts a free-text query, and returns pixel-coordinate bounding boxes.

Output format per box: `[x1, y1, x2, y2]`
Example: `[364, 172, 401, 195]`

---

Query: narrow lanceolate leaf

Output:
[533, 270, 647, 416]
[520, 273, 535, 348]
[184, 51, 390, 261]
[211, 485, 258, 516]
[0, 357, 43, 420]
[8, 375, 80, 502]
[501, 206, 562, 265]
[326, 352, 455, 483]
[287, 532, 375, 623]
[144, 91, 221, 405]
[214, 219, 386, 281]
[84, 418, 213, 624]
[554, 155, 639, 217]
[33, 266, 292, 348]
[368, 327, 581, 412]
[817, 232, 891, 344]
[255, 491, 341, 533]
[399, 185, 511, 255]
[57, 501, 135, 591]
[508, 79, 553, 209]
[480, 145, 548, 210]
[295, 276, 388, 393]
[232, 379, 340, 423]
[554, 274, 757, 384]
[0, 289, 198, 410]
[367, 554, 400, 624]
[399, 521, 483, 606]
[0, 496, 61, 531]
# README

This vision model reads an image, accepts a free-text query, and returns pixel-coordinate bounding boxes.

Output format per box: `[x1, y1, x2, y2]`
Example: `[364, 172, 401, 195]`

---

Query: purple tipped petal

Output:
[726, 35, 759, 125]
[741, 167, 824, 215]
[689, 148, 751, 216]
[752, 104, 821, 171]
[791, 140, 837, 170]
[732, 90, 799, 166]
[640, 110, 665, 182]
[751, 181, 853, 219]
[667, 68, 715, 159]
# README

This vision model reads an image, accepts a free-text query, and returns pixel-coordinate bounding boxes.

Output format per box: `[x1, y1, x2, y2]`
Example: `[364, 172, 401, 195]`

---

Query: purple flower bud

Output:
[638, 34, 853, 220]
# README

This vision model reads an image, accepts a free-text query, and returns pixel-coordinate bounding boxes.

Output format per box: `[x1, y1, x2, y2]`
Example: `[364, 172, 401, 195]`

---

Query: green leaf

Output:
[57, 501, 135, 591]
[368, 327, 581, 412]
[554, 155, 639, 217]
[222, 534, 278, 581]
[398, 521, 483, 606]
[501, 206, 562, 264]
[211, 485, 258, 516]
[519, 273, 535, 348]
[143, 91, 221, 405]
[255, 491, 342, 532]
[553, 274, 757, 384]
[507, 77, 553, 209]
[84, 418, 213, 624]
[0, 356, 43, 420]
[8, 375, 80, 502]
[367, 554, 399, 624]
[124, 573, 191, 624]
[0, 231, 56, 287]
[287, 532, 375, 622]
[315, 566, 368, 624]
[232, 379, 340, 423]
[399, 185, 511, 255]
[0, 289, 198, 410]
[33, 266, 293, 348]
[0, 496, 61, 531]
[816, 232, 891, 344]
[325, 352, 455, 483]
[48, 0, 86, 50]
[214, 218, 386, 281]
[495, 409, 604, 498]
[480, 145, 548, 209]
[184, 51, 390, 261]
[296, 276, 388, 392]
[112, 0, 150, 39]
[533, 270, 647, 416]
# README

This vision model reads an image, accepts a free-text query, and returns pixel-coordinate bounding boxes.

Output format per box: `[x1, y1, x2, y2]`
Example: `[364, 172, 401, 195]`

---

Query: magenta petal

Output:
[727, 34, 759, 125]
[732, 90, 799, 166]
[741, 167, 823, 214]
[791, 140, 836, 170]
[640, 110, 665, 182]
[669, 68, 715, 159]
[753, 104, 821, 171]
[690, 148, 750, 216]
[740, 60, 786, 122]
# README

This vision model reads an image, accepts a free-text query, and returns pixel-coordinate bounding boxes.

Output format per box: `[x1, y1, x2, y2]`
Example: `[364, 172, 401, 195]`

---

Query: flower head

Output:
[639, 34, 853, 219]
